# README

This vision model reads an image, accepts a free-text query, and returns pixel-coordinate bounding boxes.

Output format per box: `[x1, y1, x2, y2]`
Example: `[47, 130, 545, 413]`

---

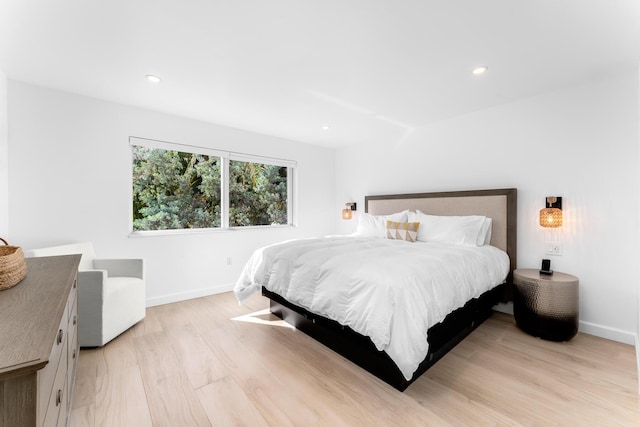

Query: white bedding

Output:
[234, 236, 510, 380]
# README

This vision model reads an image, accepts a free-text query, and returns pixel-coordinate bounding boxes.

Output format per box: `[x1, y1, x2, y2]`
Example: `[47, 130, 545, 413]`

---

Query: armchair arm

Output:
[77, 270, 107, 343]
[93, 259, 144, 279]
[77, 270, 107, 296]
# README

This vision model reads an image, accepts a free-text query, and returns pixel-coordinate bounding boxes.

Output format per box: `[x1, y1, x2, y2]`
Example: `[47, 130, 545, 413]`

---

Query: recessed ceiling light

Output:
[146, 74, 161, 83]
[322, 125, 330, 131]
[472, 66, 488, 75]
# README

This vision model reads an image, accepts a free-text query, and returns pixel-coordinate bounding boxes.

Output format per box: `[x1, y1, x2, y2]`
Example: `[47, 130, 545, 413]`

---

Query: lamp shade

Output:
[342, 202, 356, 220]
[539, 196, 562, 228]
[539, 208, 562, 227]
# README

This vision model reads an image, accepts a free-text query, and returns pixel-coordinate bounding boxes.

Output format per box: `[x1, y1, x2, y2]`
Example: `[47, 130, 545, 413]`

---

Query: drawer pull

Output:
[72, 349, 77, 360]
[73, 315, 77, 326]
[74, 278, 77, 289]
[55, 389, 63, 406]
[57, 329, 63, 345]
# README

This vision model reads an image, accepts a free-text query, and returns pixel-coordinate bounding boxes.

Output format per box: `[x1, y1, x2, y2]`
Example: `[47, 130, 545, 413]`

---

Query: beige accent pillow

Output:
[386, 221, 420, 242]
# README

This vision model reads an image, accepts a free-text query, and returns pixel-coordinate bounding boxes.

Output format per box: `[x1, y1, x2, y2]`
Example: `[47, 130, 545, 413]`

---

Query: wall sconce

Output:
[342, 202, 357, 220]
[539, 196, 562, 228]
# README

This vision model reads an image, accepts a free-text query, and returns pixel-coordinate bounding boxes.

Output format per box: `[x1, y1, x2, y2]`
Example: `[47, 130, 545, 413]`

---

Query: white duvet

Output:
[235, 236, 510, 380]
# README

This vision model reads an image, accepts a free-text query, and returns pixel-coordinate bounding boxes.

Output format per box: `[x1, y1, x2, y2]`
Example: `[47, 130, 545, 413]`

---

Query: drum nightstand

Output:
[513, 269, 579, 341]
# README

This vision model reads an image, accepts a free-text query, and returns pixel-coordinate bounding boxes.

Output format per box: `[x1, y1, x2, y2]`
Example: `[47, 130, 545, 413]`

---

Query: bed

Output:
[236, 188, 517, 391]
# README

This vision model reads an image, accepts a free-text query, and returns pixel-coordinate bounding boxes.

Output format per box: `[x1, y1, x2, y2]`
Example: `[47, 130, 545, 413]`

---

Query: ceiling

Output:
[1, 0, 639, 148]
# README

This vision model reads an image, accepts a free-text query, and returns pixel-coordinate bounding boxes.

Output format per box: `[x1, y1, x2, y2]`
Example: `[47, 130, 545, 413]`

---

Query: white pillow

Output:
[477, 218, 493, 246]
[354, 210, 409, 238]
[411, 211, 487, 246]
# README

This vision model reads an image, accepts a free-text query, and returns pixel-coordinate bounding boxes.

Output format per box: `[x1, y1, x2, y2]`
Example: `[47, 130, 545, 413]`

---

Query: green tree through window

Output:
[229, 160, 288, 227]
[131, 141, 292, 232]
[132, 146, 221, 231]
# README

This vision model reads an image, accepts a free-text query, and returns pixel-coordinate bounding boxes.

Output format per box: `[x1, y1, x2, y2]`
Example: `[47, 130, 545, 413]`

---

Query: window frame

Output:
[129, 136, 297, 236]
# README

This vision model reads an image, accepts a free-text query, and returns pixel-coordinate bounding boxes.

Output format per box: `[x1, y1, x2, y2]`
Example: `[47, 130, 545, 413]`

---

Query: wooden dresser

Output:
[0, 255, 81, 427]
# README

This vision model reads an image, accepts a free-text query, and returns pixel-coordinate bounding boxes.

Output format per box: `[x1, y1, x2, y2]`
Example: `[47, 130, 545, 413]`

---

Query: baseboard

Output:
[146, 282, 235, 307]
[576, 321, 635, 345]
[493, 302, 513, 315]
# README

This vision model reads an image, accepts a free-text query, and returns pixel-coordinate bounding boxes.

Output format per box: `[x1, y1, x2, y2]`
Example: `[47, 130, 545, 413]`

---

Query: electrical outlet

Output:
[545, 242, 562, 256]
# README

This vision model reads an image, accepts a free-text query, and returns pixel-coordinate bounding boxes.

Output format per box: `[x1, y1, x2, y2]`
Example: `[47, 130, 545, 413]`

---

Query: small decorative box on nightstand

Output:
[513, 268, 579, 341]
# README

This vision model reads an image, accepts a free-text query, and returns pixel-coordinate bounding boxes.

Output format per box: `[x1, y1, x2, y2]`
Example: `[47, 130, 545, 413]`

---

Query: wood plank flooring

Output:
[71, 292, 640, 426]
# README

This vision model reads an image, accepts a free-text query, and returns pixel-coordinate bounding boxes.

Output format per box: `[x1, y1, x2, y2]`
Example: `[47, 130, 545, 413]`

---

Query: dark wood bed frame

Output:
[262, 188, 517, 391]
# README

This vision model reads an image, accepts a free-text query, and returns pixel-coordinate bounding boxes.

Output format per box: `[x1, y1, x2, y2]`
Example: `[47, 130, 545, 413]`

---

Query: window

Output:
[130, 137, 295, 234]
[229, 160, 289, 227]
[132, 145, 221, 231]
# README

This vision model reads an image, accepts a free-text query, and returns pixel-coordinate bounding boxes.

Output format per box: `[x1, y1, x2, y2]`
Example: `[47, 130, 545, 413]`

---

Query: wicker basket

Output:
[0, 237, 27, 290]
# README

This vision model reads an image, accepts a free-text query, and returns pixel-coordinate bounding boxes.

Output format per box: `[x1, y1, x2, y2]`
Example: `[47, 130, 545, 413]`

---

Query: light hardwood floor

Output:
[71, 292, 640, 426]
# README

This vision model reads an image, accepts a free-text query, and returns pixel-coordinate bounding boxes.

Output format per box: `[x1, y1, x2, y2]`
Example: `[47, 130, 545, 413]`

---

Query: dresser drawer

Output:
[68, 290, 78, 342]
[67, 305, 79, 405]
[41, 328, 68, 427]
[68, 275, 77, 323]
[37, 298, 70, 424]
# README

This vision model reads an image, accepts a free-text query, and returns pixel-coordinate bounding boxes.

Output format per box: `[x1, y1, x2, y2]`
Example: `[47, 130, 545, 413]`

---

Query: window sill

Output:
[128, 224, 296, 238]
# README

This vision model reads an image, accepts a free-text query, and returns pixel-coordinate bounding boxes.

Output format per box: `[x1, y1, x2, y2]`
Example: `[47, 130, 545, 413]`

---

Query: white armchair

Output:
[25, 242, 145, 347]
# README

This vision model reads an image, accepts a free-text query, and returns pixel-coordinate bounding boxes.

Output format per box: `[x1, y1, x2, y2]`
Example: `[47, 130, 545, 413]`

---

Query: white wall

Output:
[0, 69, 8, 238]
[8, 70, 639, 342]
[7, 81, 337, 306]
[335, 68, 640, 344]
